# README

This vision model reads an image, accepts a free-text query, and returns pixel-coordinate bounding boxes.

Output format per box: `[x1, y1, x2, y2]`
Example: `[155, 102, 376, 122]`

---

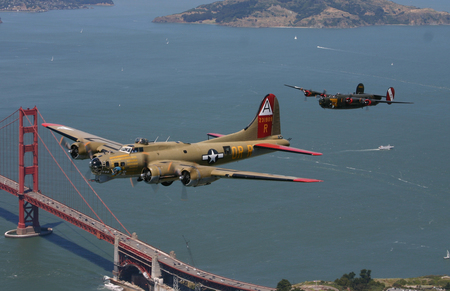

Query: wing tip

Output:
[294, 178, 323, 183]
[42, 123, 63, 128]
[254, 143, 323, 156]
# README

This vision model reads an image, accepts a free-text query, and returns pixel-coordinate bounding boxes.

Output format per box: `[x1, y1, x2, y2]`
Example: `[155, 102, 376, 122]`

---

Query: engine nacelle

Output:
[70, 142, 90, 160]
[141, 165, 163, 184]
[179, 166, 219, 187]
[364, 99, 372, 106]
[345, 97, 353, 104]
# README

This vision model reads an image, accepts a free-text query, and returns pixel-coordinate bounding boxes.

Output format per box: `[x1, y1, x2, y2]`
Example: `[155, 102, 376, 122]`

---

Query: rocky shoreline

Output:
[0, 0, 114, 13]
[152, 0, 450, 28]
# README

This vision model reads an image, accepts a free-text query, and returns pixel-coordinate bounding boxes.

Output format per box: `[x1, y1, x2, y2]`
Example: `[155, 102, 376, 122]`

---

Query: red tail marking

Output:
[257, 94, 275, 138]
[386, 87, 395, 104]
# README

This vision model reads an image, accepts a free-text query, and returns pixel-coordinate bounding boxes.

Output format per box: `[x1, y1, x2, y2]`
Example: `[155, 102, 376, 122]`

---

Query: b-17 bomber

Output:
[285, 83, 413, 109]
[43, 94, 322, 190]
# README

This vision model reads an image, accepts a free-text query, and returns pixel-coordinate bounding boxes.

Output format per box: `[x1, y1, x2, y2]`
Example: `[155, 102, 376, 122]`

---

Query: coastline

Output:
[0, 3, 113, 13]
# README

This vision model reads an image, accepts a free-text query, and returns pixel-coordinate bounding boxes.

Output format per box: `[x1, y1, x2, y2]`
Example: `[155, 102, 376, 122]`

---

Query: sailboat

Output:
[444, 250, 449, 259]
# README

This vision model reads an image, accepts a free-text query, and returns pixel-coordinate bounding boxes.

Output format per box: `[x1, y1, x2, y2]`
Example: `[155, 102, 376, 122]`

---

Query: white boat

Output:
[378, 144, 394, 150]
[444, 250, 450, 259]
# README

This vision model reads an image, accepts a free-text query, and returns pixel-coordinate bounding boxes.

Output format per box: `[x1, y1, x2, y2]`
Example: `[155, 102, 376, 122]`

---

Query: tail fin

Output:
[252, 93, 280, 139]
[356, 83, 365, 94]
[204, 94, 281, 142]
[386, 87, 395, 104]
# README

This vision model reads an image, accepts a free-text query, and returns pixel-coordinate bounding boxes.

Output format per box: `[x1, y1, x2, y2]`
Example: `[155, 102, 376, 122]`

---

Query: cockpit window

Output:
[131, 147, 143, 153]
[135, 137, 149, 145]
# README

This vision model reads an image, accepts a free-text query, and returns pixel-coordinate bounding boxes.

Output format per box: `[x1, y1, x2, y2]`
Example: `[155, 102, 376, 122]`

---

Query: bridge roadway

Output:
[0, 175, 275, 291]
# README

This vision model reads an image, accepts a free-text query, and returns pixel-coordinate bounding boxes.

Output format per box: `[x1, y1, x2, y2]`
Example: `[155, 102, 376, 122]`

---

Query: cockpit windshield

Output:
[119, 146, 133, 153]
[119, 145, 144, 154]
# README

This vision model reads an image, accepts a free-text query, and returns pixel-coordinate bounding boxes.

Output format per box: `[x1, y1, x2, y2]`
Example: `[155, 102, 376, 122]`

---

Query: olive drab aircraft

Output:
[42, 94, 323, 189]
[285, 83, 413, 109]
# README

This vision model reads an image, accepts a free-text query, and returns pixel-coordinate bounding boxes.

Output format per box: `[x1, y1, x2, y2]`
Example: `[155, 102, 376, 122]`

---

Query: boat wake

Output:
[339, 148, 381, 153]
[395, 177, 428, 189]
[316, 45, 375, 56]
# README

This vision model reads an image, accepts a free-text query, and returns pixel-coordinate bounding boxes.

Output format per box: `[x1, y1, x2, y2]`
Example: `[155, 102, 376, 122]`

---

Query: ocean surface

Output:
[1, 0, 450, 290]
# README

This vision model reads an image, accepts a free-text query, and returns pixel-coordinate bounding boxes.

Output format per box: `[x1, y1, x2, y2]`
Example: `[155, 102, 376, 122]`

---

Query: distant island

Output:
[0, 0, 114, 12]
[152, 0, 450, 28]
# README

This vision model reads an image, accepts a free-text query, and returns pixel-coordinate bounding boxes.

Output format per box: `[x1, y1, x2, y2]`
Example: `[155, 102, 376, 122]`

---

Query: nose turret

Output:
[319, 97, 330, 108]
[89, 157, 103, 174]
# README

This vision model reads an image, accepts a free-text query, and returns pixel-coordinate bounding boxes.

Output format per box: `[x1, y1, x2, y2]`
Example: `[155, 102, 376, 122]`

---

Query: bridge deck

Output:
[0, 175, 274, 291]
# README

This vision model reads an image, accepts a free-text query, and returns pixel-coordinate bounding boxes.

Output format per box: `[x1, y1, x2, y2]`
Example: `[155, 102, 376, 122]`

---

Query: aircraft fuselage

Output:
[319, 94, 382, 109]
[90, 137, 290, 181]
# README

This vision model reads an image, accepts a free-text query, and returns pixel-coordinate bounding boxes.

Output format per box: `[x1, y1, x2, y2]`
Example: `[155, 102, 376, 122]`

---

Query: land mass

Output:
[0, 0, 114, 12]
[295, 275, 450, 291]
[152, 0, 450, 28]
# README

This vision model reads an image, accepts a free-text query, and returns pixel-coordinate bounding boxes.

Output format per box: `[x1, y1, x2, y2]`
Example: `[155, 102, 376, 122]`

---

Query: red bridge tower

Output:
[6, 107, 52, 237]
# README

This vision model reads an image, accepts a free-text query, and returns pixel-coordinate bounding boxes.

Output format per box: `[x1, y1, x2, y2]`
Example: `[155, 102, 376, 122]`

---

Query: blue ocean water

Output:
[1, 0, 450, 290]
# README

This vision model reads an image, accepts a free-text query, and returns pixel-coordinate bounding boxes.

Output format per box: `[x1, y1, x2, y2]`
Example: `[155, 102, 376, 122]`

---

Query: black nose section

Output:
[89, 157, 102, 174]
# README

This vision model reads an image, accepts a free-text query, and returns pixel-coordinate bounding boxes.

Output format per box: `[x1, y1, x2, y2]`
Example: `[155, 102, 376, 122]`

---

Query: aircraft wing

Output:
[254, 143, 322, 156]
[375, 100, 414, 104]
[42, 123, 123, 151]
[211, 168, 322, 183]
[165, 161, 322, 185]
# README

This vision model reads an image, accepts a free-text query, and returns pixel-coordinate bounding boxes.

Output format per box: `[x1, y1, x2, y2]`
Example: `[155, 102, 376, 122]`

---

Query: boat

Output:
[378, 144, 394, 150]
[444, 250, 449, 259]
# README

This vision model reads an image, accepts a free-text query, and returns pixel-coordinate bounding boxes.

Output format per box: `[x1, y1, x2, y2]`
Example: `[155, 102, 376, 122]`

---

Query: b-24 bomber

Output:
[43, 94, 322, 189]
[285, 83, 413, 109]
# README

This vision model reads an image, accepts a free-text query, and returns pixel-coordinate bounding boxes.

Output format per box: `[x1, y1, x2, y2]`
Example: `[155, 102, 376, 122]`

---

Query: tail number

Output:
[258, 95, 274, 138]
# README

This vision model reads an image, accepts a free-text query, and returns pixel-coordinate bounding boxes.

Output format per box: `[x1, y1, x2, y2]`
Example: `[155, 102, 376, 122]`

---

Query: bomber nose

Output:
[89, 157, 103, 174]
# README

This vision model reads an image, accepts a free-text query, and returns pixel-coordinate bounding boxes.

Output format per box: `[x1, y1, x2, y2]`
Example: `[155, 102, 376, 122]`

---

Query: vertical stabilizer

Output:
[386, 87, 395, 104]
[356, 83, 365, 94]
[254, 93, 280, 138]
[203, 94, 281, 142]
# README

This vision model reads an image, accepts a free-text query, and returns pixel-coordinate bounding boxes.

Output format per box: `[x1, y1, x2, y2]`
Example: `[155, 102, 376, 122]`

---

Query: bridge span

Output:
[0, 108, 276, 291]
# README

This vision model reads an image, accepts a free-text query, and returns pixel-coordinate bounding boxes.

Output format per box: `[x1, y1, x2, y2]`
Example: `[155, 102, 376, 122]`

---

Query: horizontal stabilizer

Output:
[207, 133, 224, 138]
[284, 84, 303, 90]
[211, 168, 322, 183]
[376, 100, 414, 104]
[254, 143, 322, 156]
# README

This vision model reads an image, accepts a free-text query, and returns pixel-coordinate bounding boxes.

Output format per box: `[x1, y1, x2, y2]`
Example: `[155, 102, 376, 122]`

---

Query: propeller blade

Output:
[181, 185, 188, 201]
[84, 142, 94, 160]
[85, 168, 93, 181]
[59, 137, 71, 150]
[151, 183, 159, 193]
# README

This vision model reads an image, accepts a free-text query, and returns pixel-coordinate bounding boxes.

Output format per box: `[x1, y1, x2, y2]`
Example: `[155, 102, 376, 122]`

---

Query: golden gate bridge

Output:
[0, 107, 275, 291]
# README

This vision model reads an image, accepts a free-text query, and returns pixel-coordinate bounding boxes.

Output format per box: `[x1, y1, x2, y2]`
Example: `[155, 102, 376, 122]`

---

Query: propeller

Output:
[151, 183, 159, 193]
[59, 137, 71, 150]
[177, 169, 190, 200]
[84, 142, 94, 160]
[181, 186, 188, 201]
[85, 168, 94, 182]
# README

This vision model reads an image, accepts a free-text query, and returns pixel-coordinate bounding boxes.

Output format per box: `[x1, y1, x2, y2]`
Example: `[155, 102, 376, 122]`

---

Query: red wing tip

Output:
[42, 123, 62, 128]
[294, 178, 323, 183]
[207, 133, 224, 137]
[254, 143, 323, 156]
